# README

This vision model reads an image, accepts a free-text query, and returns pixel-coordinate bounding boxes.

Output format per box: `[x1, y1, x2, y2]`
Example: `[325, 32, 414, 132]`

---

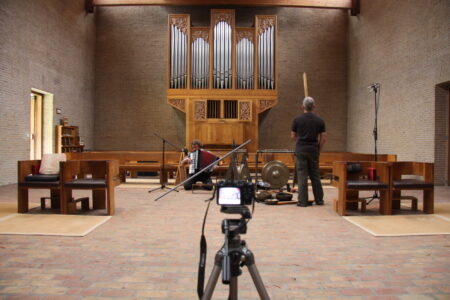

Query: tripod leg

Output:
[244, 249, 270, 300]
[202, 255, 222, 300]
[228, 276, 238, 300]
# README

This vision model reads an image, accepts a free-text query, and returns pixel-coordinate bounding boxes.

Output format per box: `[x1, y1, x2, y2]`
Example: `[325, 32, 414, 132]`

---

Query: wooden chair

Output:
[18, 160, 62, 213]
[17, 153, 68, 213]
[332, 161, 391, 216]
[389, 162, 434, 214]
[61, 160, 120, 215]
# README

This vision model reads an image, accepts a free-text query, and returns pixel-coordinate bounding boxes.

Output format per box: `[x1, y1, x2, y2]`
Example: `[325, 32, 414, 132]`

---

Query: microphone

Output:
[367, 83, 380, 91]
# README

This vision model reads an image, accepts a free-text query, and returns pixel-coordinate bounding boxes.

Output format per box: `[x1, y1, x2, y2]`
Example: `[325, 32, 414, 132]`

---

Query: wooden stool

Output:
[333, 198, 367, 213]
[392, 195, 418, 211]
[67, 197, 90, 212]
[40, 195, 60, 210]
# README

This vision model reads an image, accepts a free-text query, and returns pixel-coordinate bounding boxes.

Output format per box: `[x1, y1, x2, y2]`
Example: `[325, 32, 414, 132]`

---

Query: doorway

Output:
[434, 83, 450, 185]
[30, 92, 43, 160]
[29, 88, 54, 159]
[448, 90, 450, 185]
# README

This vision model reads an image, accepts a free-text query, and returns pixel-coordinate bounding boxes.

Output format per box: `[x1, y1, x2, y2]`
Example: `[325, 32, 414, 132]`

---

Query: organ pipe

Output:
[257, 16, 276, 90]
[191, 33, 209, 89]
[169, 16, 188, 89]
[213, 20, 232, 89]
[236, 32, 254, 90]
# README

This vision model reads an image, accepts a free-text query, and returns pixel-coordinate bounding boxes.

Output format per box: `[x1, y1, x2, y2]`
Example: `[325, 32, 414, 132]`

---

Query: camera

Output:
[216, 180, 255, 206]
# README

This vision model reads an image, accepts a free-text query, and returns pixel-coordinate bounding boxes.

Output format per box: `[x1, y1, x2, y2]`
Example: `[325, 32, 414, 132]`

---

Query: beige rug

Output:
[0, 202, 39, 219]
[344, 203, 450, 236]
[0, 214, 111, 236]
[0, 202, 21, 219]
[431, 203, 450, 219]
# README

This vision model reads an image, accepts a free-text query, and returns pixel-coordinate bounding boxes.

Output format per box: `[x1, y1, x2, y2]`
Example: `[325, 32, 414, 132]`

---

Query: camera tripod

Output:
[201, 219, 270, 300]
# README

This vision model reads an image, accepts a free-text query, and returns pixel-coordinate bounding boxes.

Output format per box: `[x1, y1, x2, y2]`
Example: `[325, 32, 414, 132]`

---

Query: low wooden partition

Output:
[66, 151, 182, 183]
[252, 151, 396, 179]
[66, 151, 396, 184]
[320, 152, 397, 177]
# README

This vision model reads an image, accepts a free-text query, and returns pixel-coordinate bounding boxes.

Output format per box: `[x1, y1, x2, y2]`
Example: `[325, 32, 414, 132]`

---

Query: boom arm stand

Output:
[149, 133, 182, 193]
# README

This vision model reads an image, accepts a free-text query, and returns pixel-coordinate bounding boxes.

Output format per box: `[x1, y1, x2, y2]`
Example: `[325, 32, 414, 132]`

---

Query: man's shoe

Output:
[297, 202, 308, 207]
[315, 200, 324, 205]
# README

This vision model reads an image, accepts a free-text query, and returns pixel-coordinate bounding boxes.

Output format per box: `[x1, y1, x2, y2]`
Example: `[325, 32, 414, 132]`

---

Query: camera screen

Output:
[218, 187, 241, 205]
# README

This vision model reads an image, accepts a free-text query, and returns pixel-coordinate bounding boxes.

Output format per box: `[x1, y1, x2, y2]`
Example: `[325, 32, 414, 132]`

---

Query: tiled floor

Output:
[0, 183, 449, 299]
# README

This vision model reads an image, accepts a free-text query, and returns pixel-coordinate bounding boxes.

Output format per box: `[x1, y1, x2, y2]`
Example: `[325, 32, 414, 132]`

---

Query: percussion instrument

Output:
[261, 160, 290, 189]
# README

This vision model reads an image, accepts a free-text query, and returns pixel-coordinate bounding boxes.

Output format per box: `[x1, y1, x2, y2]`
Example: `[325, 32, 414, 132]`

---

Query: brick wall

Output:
[2, 1, 448, 186]
[0, 0, 95, 185]
[94, 6, 348, 152]
[347, 0, 450, 184]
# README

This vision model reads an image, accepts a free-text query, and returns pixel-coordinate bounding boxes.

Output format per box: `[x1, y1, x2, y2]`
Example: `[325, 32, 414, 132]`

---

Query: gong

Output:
[261, 160, 289, 189]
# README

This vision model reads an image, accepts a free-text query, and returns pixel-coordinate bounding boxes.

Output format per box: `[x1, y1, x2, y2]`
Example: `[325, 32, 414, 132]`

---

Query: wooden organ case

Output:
[167, 10, 277, 152]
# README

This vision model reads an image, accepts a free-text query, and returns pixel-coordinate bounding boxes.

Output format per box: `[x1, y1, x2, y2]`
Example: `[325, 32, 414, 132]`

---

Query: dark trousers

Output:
[295, 152, 324, 204]
[183, 172, 213, 190]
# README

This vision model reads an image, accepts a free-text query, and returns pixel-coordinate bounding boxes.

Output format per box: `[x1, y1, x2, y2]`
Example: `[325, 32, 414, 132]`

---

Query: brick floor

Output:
[0, 183, 449, 299]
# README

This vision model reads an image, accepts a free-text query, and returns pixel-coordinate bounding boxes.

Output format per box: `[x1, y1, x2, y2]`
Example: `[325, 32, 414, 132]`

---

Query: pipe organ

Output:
[167, 10, 278, 152]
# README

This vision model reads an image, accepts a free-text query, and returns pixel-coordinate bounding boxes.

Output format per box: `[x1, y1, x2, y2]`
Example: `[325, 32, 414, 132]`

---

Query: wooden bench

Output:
[332, 161, 392, 216]
[320, 152, 397, 178]
[67, 151, 181, 183]
[66, 151, 397, 185]
[61, 160, 120, 215]
[389, 161, 434, 214]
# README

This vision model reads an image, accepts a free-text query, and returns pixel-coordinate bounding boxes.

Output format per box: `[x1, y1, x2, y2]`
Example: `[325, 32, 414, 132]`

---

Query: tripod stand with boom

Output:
[149, 133, 182, 193]
[365, 83, 381, 204]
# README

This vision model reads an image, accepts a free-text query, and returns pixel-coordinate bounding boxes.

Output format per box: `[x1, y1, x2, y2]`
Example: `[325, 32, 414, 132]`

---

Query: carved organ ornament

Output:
[167, 9, 277, 152]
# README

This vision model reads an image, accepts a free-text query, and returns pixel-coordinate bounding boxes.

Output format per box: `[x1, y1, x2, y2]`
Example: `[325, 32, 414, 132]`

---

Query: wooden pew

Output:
[332, 161, 392, 215]
[61, 160, 120, 215]
[389, 161, 434, 214]
[66, 151, 397, 184]
[320, 152, 397, 178]
[67, 151, 181, 183]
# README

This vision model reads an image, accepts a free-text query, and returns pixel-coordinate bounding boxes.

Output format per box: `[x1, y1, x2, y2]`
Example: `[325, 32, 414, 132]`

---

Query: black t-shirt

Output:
[291, 112, 326, 153]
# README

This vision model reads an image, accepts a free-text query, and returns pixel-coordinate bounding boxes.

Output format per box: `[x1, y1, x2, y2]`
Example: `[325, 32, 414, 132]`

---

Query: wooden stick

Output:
[303, 72, 308, 97]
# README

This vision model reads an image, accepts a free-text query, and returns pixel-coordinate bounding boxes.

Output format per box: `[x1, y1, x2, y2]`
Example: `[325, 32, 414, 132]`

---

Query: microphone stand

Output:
[367, 83, 381, 204]
[149, 133, 182, 193]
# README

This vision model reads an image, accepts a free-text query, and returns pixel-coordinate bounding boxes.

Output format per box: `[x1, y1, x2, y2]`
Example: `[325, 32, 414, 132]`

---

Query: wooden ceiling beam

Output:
[92, 0, 353, 9]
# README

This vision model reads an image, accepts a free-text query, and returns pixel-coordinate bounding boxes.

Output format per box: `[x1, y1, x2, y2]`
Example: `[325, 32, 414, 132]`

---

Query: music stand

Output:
[149, 133, 181, 193]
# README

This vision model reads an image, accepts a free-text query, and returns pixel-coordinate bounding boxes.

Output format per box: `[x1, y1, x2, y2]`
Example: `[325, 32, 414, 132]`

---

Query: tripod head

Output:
[220, 218, 247, 285]
[220, 205, 251, 218]
[222, 217, 248, 236]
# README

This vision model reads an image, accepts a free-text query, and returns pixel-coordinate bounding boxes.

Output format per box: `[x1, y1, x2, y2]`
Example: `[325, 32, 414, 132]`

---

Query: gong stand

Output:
[254, 149, 294, 191]
[237, 152, 252, 182]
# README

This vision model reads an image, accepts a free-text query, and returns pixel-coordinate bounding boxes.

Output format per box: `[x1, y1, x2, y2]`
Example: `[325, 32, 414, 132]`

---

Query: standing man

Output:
[291, 96, 327, 207]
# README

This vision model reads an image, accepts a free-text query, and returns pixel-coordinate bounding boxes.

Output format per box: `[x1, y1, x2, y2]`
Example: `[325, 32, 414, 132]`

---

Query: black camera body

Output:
[216, 180, 255, 206]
